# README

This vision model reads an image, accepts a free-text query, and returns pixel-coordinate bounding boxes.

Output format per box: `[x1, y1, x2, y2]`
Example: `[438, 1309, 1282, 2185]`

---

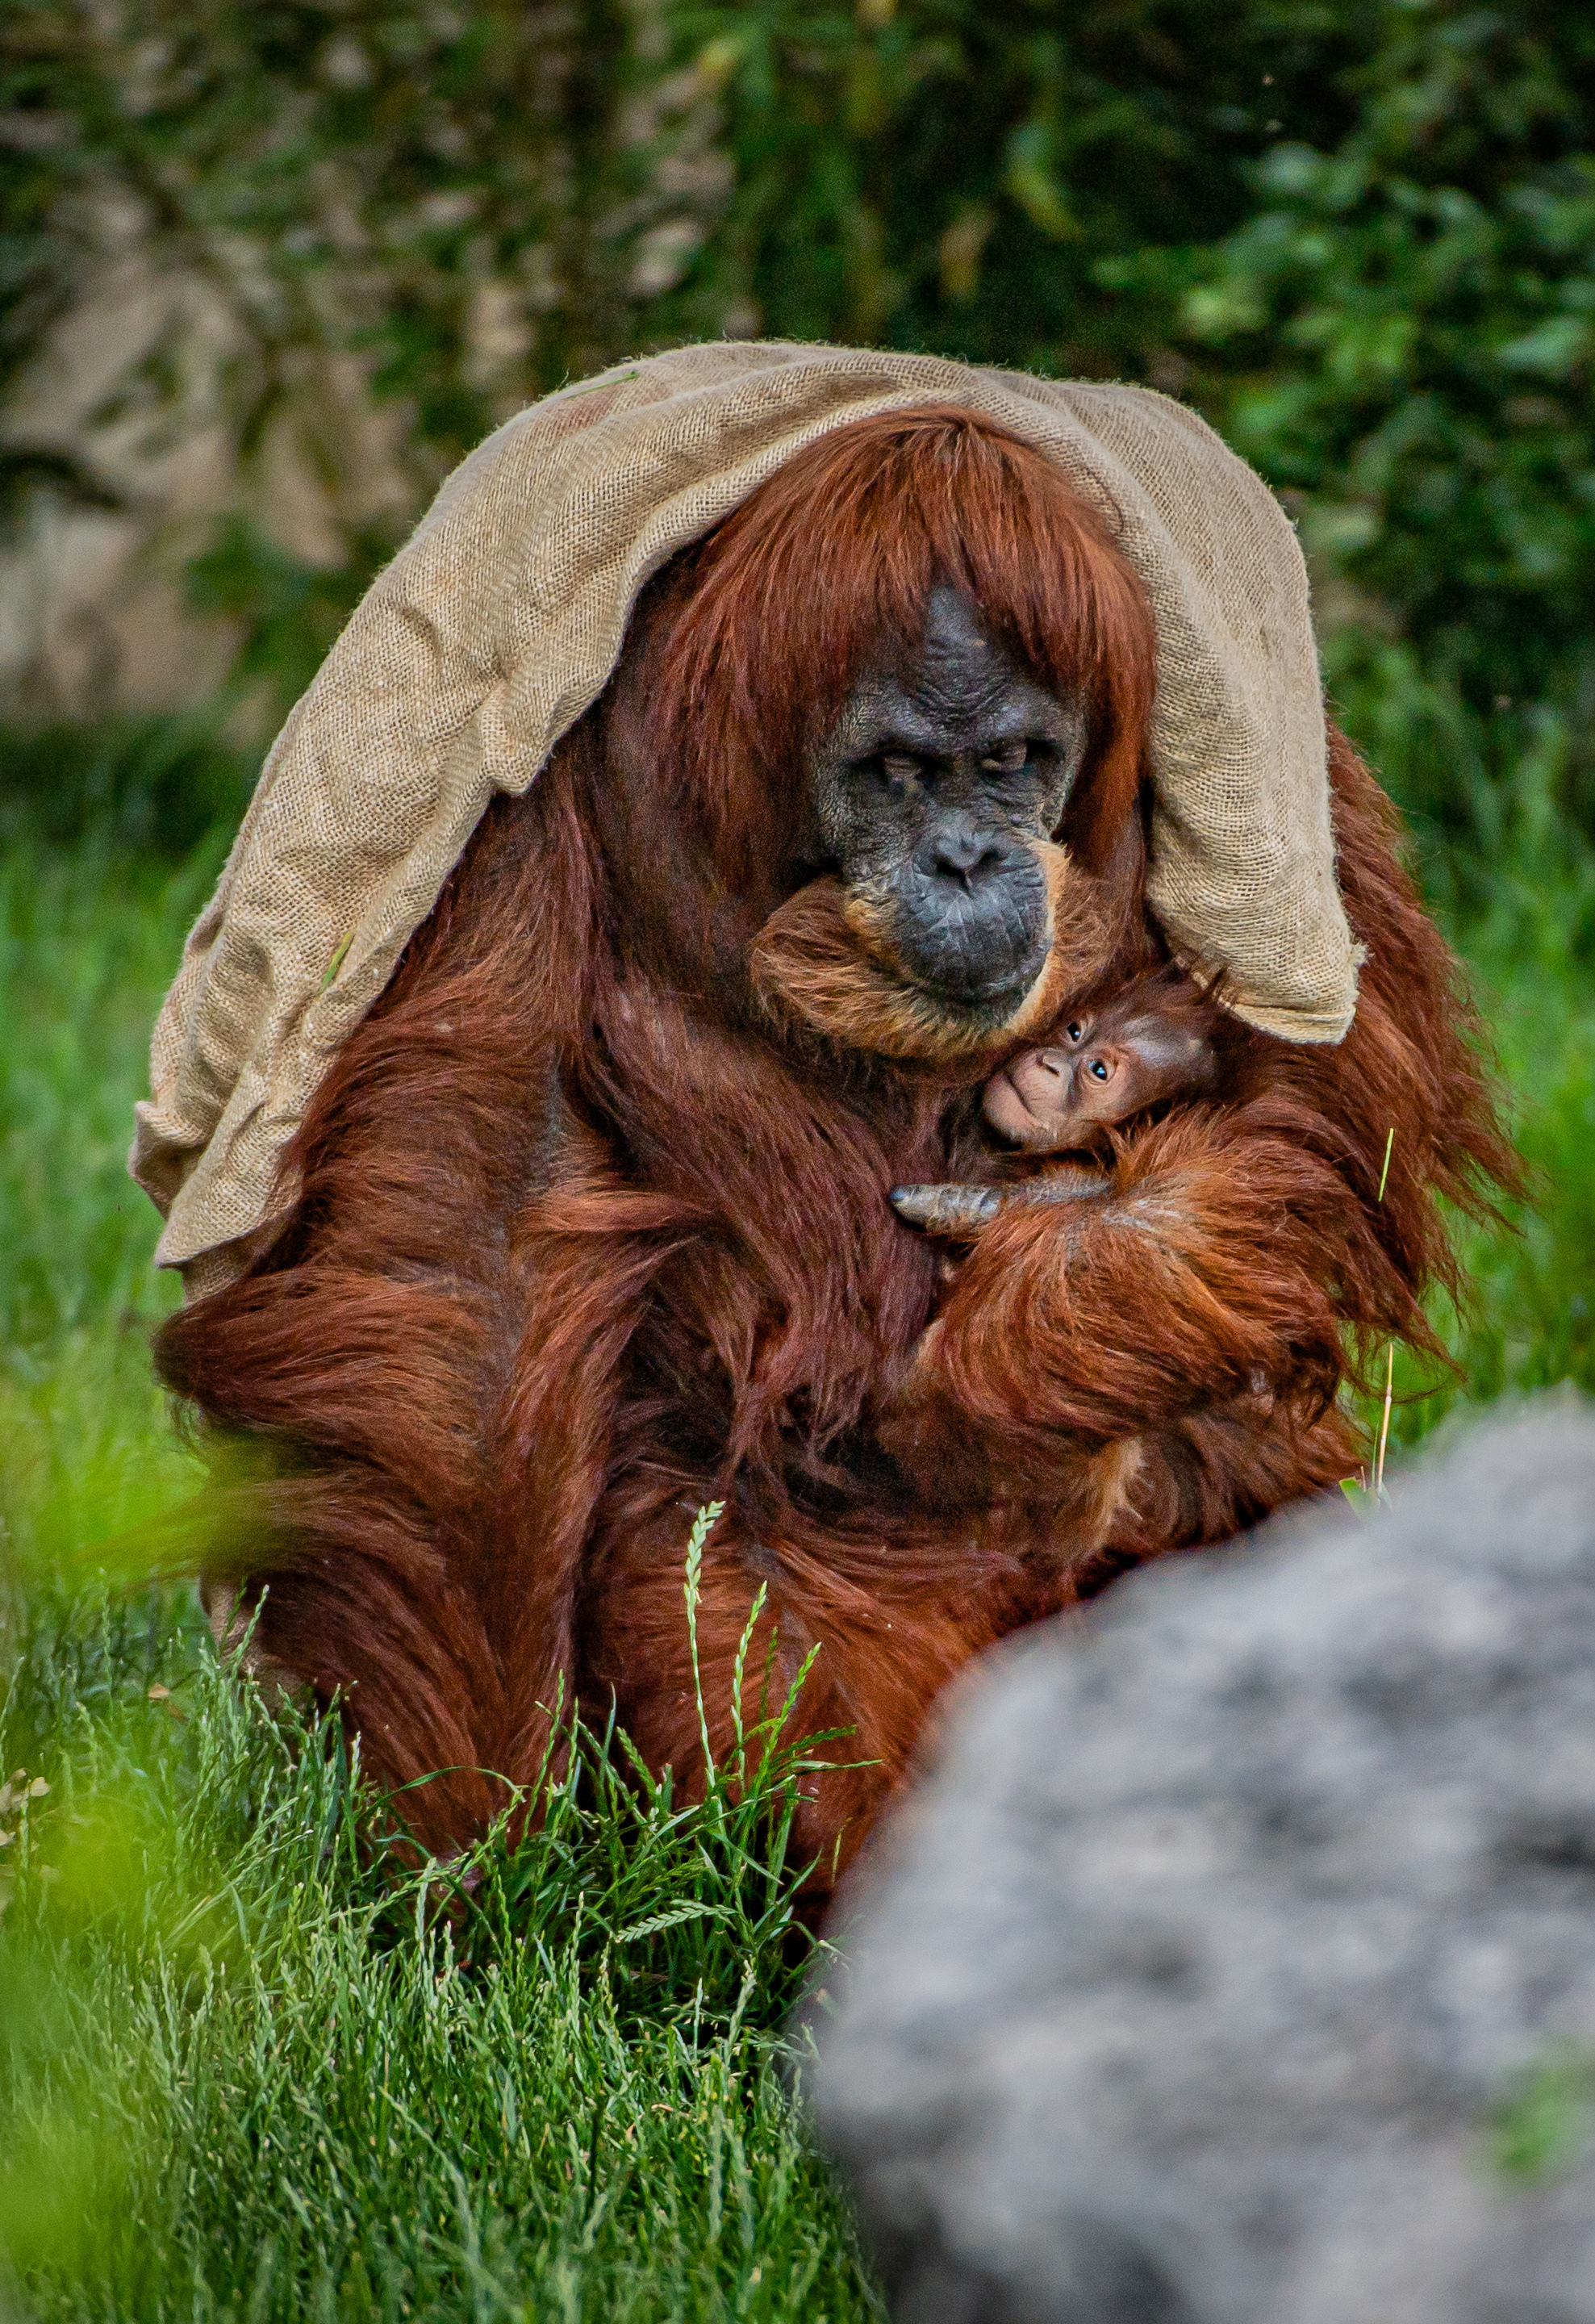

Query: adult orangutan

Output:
[144, 376, 1511, 1885]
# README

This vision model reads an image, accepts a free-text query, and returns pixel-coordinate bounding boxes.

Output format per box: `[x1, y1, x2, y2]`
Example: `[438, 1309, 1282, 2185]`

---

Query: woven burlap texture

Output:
[131, 340, 1357, 1296]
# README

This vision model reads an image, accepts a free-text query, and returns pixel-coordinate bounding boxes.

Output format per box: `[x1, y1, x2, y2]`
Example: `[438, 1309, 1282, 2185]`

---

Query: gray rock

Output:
[812, 1403, 1595, 2324]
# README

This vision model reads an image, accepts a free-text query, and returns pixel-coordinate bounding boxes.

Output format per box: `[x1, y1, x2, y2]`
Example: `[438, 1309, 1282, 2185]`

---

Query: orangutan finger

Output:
[891, 1169, 1112, 1237]
[891, 1184, 1002, 1233]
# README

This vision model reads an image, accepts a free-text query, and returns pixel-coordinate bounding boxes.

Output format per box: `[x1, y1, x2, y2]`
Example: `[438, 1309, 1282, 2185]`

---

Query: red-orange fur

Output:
[155, 411, 1515, 1879]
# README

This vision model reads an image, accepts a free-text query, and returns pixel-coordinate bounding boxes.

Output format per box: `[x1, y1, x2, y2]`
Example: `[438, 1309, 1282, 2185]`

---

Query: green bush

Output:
[676, 0, 1379, 372]
[0, 719, 253, 855]
[6, 0, 1592, 866]
[1175, 1, 1595, 858]
[0, 0, 731, 720]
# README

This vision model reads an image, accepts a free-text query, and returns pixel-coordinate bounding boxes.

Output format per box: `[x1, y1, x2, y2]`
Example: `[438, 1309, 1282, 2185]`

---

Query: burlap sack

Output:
[130, 341, 1359, 1297]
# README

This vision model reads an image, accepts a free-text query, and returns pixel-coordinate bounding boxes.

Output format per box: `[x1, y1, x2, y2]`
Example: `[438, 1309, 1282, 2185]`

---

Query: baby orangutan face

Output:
[983, 977, 1221, 1152]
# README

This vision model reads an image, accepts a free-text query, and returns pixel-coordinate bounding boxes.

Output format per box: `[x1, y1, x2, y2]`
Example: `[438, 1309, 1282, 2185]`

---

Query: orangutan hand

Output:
[889, 1163, 1111, 1237]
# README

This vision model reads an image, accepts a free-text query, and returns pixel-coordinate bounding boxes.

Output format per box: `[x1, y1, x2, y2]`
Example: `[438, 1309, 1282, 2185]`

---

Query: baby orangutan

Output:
[983, 966, 1224, 1152]
[892, 968, 1229, 1233]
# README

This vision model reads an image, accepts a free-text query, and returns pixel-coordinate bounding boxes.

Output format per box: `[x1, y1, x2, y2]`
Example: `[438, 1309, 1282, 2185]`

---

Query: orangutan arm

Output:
[879, 1101, 1388, 1500]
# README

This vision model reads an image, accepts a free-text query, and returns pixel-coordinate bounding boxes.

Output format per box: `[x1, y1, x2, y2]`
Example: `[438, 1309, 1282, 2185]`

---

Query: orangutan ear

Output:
[749, 843, 1123, 1064]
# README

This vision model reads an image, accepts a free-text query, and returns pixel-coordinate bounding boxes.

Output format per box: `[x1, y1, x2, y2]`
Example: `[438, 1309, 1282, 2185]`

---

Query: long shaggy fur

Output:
[155, 410, 1517, 1877]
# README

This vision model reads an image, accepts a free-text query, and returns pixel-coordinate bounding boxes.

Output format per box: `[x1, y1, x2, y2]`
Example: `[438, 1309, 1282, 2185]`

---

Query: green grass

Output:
[1375, 831, 1595, 1451]
[0, 826, 878, 2321]
[0, 1573, 874, 2323]
[1, 796, 1592, 2321]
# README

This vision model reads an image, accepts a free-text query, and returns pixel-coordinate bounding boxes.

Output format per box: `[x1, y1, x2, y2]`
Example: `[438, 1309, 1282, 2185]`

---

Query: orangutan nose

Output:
[921, 815, 1008, 888]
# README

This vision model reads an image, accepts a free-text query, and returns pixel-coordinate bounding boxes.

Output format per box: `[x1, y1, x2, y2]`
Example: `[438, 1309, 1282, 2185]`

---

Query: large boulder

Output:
[812, 1403, 1595, 2324]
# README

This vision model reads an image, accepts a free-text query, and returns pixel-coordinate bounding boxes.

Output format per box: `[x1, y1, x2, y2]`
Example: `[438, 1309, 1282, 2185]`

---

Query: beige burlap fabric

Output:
[130, 341, 1359, 1297]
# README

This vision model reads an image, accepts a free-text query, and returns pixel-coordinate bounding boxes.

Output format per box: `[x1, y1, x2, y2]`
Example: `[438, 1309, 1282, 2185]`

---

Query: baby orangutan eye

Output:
[1064, 1021, 1085, 1043]
[1088, 1058, 1112, 1080]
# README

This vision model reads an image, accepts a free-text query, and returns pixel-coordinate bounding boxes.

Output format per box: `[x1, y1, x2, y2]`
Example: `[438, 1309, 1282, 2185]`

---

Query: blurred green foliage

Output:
[1493, 2056, 1595, 2184]
[675, 0, 1380, 370]
[0, 717, 253, 853]
[3, 0, 1593, 877]
[0, 0, 726, 472]
[1172, 1, 1595, 866]
[1, 0, 1363, 504]
[0, 0, 731, 730]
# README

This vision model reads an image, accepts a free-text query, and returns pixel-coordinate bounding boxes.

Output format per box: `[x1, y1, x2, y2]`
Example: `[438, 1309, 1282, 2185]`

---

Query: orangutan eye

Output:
[869, 751, 927, 792]
[1065, 1022, 1085, 1043]
[979, 740, 1032, 775]
[1088, 1058, 1111, 1080]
